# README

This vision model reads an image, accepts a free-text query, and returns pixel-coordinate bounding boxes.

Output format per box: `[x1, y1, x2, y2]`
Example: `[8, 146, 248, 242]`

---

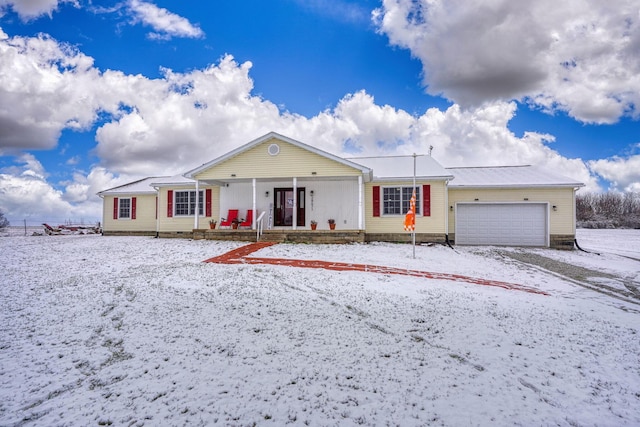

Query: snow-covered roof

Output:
[97, 177, 166, 196]
[447, 165, 584, 188]
[149, 175, 195, 187]
[347, 155, 454, 182]
[97, 175, 198, 196]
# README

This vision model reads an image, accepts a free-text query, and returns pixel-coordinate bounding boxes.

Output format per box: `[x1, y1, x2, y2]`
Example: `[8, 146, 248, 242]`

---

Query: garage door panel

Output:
[456, 203, 547, 246]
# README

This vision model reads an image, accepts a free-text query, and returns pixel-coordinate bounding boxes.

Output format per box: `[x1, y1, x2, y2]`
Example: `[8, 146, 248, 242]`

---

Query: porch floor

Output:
[192, 228, 365, 244]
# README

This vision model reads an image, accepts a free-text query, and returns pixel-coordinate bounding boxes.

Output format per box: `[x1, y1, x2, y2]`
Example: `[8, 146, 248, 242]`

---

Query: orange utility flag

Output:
[403, 189, 416, 231]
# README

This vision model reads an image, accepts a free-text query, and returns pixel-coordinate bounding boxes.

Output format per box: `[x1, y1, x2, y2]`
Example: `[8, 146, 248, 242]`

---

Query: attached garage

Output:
[455, 203, 548, 247]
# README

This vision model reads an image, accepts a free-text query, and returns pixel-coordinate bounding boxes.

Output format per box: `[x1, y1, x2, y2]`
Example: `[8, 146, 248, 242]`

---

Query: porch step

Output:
[193, 228, 365, 244]
[260, 230, 365, 244]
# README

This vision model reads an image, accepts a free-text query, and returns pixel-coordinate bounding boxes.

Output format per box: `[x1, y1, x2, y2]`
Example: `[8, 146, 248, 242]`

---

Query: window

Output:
[174, 190, 203, 216]
[119, 198, 131, 219]
[382, 186, 420, 215]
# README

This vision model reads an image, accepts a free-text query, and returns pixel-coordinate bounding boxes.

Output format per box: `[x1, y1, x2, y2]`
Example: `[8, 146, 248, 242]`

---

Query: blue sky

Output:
[0, 0, 639, 224]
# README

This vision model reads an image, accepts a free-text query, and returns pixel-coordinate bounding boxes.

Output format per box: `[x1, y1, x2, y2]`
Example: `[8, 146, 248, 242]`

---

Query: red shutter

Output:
[167, 190, 173, 218]
[113, 197, 118, 220]
[131, 197, 137, 220]
[155, 196, 158, 219]
[373, 186, 380, 217]
[205, 189, 212, 217]
[423, 185, 431, 217]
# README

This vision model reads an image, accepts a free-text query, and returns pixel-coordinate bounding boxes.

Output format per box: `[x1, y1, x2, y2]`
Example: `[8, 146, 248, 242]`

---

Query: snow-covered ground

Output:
[1, 228, 639, 426]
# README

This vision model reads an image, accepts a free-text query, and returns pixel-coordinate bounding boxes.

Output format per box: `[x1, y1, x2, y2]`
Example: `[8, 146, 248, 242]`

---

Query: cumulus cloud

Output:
[127, 0, 204, 40]
[373, 0, 640, 124]
[0, 0, 76, 20]
[0, 29, 106, 150]
[589, 152, 640, 192]
[0, 154, 107, 223]
[0, 29, 620, 223]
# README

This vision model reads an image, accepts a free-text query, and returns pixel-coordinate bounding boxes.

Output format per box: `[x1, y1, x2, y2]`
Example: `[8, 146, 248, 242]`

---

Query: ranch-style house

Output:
[98, 132, 584, 248]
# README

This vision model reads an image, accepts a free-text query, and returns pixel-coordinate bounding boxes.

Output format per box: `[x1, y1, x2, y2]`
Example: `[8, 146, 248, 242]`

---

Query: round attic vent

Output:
[267, 143, 280, 156]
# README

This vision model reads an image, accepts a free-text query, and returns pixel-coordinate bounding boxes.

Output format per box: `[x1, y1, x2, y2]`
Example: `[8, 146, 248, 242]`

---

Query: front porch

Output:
[192, 228, 366, 244]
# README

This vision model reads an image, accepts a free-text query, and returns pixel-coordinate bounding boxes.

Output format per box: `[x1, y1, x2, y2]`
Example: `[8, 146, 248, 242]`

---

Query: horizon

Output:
[1, 0, 639, 225]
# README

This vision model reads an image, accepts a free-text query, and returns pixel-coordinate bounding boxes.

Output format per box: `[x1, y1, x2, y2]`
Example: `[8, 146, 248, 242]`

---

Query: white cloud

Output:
[0, 155, 139, 224]
[0, 31, 106, 150]
[0, 29, 625, 223]
[127, 0, 204, 40]
[588, 153, 640, 192]
[0, 0, 77, 20]
[373, 0, 640, 124]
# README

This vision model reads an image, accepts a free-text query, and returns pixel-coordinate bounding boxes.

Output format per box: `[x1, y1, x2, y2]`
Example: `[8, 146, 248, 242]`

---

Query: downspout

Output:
[444, 179, 454, 249]
[153, 186, 160, 238]
[194, 180, 200, 230]
[358, 175, 363, 230]
[571, 186, 597, 253]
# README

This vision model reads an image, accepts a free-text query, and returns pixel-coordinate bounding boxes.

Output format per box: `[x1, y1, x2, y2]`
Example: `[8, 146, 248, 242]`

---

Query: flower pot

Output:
[311, 224, 317, 230]
[232, 223, 239, 230]
[329, 223, 336, 230]
[209, 223, 216, 229]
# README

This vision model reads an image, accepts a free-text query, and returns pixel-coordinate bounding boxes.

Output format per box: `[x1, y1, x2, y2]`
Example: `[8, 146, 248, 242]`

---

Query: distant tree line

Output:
[0, 210, 9, 229]
[577, 192, 640, 229]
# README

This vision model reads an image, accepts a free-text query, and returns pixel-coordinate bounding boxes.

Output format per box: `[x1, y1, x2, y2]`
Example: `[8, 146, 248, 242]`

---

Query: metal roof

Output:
[347, 155, 454, 182]
[446, 165, 584, 188]
[97, 177, 166, 196]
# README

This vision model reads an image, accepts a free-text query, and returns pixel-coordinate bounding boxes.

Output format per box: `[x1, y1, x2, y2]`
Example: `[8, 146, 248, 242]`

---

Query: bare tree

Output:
[577, 191, 640, 228]
[0, 211, 9, 229]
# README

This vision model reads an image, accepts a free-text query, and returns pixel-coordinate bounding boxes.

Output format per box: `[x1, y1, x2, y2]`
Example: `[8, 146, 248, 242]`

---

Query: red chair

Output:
[239, 210, 254, 228]
[219, 209, 239, 228]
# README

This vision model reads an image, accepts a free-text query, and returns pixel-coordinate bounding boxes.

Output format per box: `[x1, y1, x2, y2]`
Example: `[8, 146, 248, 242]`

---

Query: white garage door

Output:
[456, 203, 547, 246]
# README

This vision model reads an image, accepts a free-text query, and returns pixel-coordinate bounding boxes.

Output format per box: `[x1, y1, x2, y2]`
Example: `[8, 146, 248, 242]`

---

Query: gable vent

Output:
[267, 143, 280, 156]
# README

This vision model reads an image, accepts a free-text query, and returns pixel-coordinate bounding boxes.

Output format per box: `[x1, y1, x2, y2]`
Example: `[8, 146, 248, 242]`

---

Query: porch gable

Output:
[185, 132, 371, 182]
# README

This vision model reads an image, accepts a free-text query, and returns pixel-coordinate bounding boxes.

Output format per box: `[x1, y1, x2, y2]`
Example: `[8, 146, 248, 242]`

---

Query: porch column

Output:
[252, 178, 257, 230]
[358, 175, 363, 230]
[194, 180, 200, 229]
[292, 177, 297, 230]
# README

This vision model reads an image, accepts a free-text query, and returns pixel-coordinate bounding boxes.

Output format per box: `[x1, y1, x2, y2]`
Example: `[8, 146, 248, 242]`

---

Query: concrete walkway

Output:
[204, 242, 549, 295]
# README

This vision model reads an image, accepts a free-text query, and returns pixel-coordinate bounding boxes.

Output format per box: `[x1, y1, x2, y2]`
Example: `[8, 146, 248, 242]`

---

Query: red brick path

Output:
[204, 242, 549, 295]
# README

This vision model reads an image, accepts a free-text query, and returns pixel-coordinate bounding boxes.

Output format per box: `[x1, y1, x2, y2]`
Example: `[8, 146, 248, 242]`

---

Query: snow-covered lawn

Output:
[1, 229, 639, 426]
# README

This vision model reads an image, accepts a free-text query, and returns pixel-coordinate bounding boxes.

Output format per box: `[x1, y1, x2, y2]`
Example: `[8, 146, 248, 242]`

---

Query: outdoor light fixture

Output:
[265, 191, 269, 198]
[311, 171, 317, 175]
[310, 190, 314, 196]
[524, 197, 529, 201]
[450, 205, 453, 211]
[553, 205, 557, 211]
[474, 198, 479, 201]
[231, 173, 236, 177]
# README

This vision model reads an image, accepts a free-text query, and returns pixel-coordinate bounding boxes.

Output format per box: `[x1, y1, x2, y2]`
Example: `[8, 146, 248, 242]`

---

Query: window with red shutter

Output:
[167, 190, 173, 218]
[372, 186, 380, 217]
[423, 184, 431, 217]
[205, 189, 212, 217]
